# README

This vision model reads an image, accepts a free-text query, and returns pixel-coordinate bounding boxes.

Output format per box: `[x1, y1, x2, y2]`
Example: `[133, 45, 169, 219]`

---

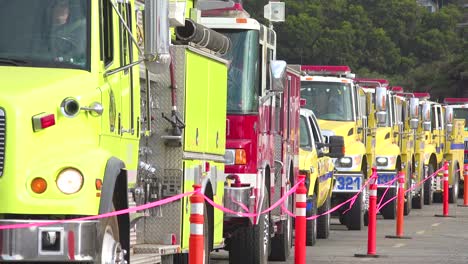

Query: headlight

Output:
[376, 157, 389, 167]
[56, 168, 84, 194]
[337, 157, 353, 168]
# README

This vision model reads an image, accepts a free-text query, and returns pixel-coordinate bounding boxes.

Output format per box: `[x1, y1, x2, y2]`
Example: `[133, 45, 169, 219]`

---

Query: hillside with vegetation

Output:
[244, 0, 467, 100]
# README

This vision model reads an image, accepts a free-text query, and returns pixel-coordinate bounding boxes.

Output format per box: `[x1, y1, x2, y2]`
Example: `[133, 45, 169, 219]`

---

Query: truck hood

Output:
[317, 120, 355, 138]
[0, 66, 97, 100]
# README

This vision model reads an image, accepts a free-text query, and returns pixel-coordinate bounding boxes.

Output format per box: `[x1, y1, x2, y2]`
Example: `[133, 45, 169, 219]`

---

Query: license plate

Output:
[334, 175, 361, 192]
[377, 173, 396, 186]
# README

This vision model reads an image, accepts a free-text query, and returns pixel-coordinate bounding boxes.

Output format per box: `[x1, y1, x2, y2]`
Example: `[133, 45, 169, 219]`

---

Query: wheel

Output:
[96, 206, 125, 264]
[424, 164, 435, 205]
[306, 195, 317, 246]
[317, 195, 331, 239]
[345, 192, 364, 230]
[404, 167, 412, 216]
[229, 196, 270, 264]
[380, 187, 397, 219]
[449, 168, 459, 204]
[269, 179, 293, 261]
[412, 169, 424, 209]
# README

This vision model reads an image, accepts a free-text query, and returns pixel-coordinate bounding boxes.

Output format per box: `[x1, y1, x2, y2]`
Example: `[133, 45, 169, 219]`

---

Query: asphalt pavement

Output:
[210, 198, 468, 264]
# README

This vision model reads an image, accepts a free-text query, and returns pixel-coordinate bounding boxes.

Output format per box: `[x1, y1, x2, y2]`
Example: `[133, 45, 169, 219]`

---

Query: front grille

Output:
[0, 109, 4, 176]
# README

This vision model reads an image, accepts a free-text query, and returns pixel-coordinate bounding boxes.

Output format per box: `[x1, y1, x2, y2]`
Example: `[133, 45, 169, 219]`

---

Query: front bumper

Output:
[0, 219, 98, 262]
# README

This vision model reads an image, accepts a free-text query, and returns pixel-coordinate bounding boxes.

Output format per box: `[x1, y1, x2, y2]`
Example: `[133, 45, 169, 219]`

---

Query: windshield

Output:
[0, 0, 90, 70]
[219, 29, 259, 114]
[454, 108, 468, 131]
[301, 81, 354, 121]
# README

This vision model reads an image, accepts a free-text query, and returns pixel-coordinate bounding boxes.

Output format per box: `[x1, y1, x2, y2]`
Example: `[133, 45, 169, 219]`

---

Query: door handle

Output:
[81, 102, 104, 116]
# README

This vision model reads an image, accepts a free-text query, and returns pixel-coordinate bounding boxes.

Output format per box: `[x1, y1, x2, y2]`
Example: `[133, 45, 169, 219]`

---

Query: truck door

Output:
[117, 2, 138, 140]
[99, 0, 122, 143]
[433, 105, 445, 156]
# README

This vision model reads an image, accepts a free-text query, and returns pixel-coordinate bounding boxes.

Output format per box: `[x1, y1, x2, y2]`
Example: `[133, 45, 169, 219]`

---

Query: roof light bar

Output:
[444, 98, 468, 104]
[412, 92, 431, 100]
[300, 65, 352, 77]
[354, 78, 389, 88]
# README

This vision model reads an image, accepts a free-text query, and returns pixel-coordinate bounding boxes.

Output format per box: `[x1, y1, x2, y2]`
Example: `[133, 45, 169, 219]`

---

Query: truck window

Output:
[300, 116, 312, 149]
[453, 108, 468, 130]
[100, 0, 114, 66]
[218, 29, 260, 114]
[300, 81, 354, 121]
[308, 116, 322, 144]
[0, 0, 90, 70]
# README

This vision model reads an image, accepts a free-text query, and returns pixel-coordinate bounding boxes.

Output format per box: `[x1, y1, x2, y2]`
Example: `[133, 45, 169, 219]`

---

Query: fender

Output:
[98, 157, 126, 214]
[98, 157, 130, 263]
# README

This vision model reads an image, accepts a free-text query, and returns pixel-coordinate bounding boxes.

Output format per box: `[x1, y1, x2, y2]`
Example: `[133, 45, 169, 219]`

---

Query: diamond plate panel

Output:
[136, 46, 188, 245]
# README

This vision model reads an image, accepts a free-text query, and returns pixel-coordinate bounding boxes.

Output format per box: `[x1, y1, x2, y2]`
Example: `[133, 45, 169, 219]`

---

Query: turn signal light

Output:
[31, 177, 47, 194]
[235, 149, 247, 165]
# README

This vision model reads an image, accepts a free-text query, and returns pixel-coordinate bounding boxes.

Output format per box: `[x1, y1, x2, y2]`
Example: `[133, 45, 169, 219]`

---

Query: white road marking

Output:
[432, 223, 441, 227]
[393, 243, 406, 248]
[416, 230, 425, 235]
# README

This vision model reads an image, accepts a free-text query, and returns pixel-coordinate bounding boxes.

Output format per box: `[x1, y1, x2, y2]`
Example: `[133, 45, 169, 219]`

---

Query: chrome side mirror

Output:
[269, 60, 287, 92]
[422, 103, 431, 131]
[375, 87, 387, 126]
[446, 106, 454, 133]
[409, 97, 419, 130]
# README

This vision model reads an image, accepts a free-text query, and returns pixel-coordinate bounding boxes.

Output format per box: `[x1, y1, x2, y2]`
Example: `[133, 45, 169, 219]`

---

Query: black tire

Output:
[380, 187, 397, 219]
[345, 192, 364, 230]
[433, 192, 443, 203]
[339, 213, 346, 225]
[317, 195, 331, 239]
[96, 206, 124, 264]
[404, 167, 412, 216]
[424, 164, 435, 205]
[306, 195, 317, 246]
[412, 169, 424, 209]
[269, 184, 293, 260]
[449, 168, 459, 204]
[229, 197, 270, 264]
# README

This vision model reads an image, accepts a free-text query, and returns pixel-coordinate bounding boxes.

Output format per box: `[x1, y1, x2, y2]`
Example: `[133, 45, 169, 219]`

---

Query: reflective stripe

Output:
[369, 190, 377, 196]
[190, 223, 204, 235]
[191, 203, 204, 215]
[296, 194, 306, 203]
[295, 208, 306, 216]
[444, 177, 449, 181]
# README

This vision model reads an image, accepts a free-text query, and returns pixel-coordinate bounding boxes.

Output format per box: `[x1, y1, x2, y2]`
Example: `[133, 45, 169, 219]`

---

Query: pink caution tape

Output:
[377, 167, 444, 211]
[376, 177, 399, 210]
[0, 191, 194, 230]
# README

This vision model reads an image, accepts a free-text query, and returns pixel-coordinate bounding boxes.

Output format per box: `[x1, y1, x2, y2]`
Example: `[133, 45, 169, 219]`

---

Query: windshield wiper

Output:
[0, 58, 30, 66]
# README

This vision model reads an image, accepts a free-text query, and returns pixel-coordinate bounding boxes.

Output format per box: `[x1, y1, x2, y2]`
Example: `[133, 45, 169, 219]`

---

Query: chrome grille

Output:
[0, 109, 4, 176]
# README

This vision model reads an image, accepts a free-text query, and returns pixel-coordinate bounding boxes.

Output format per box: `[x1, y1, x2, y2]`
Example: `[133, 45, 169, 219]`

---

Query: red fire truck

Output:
[198, 0, 300, 262]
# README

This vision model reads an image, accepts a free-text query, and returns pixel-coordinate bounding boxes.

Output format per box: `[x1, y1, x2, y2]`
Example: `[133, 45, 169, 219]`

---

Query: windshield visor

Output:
[301, 81, 354, 121]
[0, 0, 90, 70]
[219, 29, 259, 114]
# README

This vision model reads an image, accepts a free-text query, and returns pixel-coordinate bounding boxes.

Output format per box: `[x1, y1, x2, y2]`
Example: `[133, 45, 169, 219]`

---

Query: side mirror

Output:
[327, 136, 345, 158]
[269, 60, 287, 92]
[144, 0, 171, 73]
[375, 87, 387, 126]
[409, 97, 419, 130]
[422, 103, 431, 132]
[445, 106, 454, 133]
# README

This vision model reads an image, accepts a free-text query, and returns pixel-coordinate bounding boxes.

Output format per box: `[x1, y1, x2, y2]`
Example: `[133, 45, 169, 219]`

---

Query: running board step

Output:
[131, 253, 162, 264]
[133, 244, 181, 255]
